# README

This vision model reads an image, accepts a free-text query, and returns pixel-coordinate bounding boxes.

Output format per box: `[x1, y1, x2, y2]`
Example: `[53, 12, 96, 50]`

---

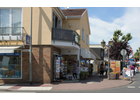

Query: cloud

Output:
[89, 7, 140, 54]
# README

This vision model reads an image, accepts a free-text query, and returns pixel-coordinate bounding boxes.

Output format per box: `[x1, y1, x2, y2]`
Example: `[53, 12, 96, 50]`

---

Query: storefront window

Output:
[0, 52, 21, 78]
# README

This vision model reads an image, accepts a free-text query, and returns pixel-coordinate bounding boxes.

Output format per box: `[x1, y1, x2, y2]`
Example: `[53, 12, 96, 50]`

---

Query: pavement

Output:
[0, 72, 133, 92]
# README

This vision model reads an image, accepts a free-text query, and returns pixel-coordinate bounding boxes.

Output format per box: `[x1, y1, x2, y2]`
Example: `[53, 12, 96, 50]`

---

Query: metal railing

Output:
[0, 27, 23, 35]
[52, 28, 80, 45]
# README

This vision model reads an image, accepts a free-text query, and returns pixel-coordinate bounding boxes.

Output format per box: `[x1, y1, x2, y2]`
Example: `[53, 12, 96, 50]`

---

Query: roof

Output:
[61, 9, 86, 16]
[90, 48, 101, 60]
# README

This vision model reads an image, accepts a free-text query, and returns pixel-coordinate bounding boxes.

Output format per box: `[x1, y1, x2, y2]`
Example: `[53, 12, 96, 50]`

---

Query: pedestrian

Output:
[100, 62, 104, 77]
[134, 65, 136, 75]
[130, 64, 134, 78]
[104, 64, 108, 76]
[90, 64, 93, 76]
[73, 61, 77, 80]
[88, 65, 91, 77]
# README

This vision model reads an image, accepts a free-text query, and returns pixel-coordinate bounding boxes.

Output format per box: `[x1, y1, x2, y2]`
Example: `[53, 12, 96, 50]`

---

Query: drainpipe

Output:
[30, 7, 33, 85]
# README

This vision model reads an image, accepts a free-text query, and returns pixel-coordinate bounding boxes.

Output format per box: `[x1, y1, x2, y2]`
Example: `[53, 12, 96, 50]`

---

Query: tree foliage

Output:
[113, 30, 133, 42]
[109, 30, 133, 60]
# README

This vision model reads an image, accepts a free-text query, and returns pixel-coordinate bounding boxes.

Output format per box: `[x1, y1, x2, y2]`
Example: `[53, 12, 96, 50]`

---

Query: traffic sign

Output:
[121, 49, 127, 55]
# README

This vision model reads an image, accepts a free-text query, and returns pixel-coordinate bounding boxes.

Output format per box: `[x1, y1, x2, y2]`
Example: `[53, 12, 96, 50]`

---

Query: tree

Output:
[113, 30, 132, 42]
[109, 30, 133, 60]
[109, 41, 131, 60]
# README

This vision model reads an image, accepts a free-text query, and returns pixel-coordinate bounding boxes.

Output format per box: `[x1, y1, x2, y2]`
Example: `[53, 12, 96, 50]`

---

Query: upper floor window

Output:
[53, 12, 62, 29]
[0, 8, 22, 35]
[82, 27, 85, 41]
[86, 34, 89, 45]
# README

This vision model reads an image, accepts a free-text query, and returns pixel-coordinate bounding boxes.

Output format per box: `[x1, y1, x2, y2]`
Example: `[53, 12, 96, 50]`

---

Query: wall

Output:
[80, 11, 90, 50]
[0, 45, 62, 84]
[62, 19, 81, 36]
[23, 7, 52, 45]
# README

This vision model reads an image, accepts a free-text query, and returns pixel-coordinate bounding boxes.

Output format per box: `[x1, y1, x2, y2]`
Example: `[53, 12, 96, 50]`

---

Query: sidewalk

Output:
[0, 73, 132, 91]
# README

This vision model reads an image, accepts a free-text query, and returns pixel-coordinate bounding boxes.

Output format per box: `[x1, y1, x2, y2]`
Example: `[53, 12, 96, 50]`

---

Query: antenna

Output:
[65, 7, 69, 10]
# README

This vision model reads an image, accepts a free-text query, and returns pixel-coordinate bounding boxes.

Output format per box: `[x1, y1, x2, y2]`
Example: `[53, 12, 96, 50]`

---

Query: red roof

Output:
[61, 9, 86, 16]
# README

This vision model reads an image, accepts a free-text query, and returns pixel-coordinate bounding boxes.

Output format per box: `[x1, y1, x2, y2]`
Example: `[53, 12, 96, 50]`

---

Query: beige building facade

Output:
[0, 7, 95, 84]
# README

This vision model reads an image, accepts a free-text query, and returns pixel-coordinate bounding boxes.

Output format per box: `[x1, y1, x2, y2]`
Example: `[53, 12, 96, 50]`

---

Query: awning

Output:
[81, 48, 96, 60]
[0, 46, 22, 53]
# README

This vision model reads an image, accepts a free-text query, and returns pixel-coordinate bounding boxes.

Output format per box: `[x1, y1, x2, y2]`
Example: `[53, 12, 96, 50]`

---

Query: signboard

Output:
[0, 53, 21, 56]
[26, 34, 30, 45]
[110, 61, 121, 78]
[124, 69, 131, 78]
[22, 49, 30, 52]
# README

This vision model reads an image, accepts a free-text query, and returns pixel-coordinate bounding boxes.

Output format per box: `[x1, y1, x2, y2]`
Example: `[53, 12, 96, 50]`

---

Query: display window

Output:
[0, 50, 22, 79]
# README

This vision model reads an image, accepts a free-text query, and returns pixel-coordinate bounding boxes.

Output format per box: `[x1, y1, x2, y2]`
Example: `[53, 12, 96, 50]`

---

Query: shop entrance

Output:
[53, 54, 79, 82]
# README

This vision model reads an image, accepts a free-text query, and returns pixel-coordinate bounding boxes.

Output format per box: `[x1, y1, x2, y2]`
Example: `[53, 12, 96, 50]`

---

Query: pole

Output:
[30, 7, 32, 85]
[108, 46, 110, 80]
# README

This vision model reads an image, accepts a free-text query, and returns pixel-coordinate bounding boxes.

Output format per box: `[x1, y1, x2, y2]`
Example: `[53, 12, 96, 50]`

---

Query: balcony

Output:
[52, 28, 80, 45]
[0, 27, 23, 41]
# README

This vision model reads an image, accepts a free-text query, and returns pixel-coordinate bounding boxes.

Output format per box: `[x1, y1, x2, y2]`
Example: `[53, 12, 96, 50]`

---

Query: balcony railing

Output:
[52, 28, 80, 45]
[0, 27, 23, 41]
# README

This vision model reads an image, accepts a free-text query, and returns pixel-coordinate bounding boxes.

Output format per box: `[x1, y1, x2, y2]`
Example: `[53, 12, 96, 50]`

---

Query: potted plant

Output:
[110, 72, 119, 80]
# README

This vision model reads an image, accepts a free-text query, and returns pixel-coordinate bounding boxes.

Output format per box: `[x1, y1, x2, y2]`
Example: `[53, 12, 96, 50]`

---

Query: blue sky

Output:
[61, 7, 140, 55]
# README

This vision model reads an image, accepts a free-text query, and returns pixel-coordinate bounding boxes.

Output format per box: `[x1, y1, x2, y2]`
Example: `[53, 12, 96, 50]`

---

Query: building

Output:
[89, 44, 104, 73]
[0, 7, 96, 84]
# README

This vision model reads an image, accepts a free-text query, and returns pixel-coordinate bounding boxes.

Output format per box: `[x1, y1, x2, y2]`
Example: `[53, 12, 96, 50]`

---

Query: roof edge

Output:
[56, 7, 66, 19]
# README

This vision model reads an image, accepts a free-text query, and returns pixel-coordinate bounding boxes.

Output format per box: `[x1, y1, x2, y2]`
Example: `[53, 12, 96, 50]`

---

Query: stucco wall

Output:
[23, 7, 52, 45]
[80, 11, 90, 50]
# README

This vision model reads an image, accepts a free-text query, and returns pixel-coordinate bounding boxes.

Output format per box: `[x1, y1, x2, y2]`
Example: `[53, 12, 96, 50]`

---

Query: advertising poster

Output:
[110, 61, 116, 72]
[2, 56, 10, 66]
[110, 61, 121, 78]
[124, 69, 131, 79]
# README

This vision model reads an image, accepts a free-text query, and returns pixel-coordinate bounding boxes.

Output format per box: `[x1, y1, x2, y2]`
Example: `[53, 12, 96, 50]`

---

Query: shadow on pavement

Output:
[51, 74, 108, 85]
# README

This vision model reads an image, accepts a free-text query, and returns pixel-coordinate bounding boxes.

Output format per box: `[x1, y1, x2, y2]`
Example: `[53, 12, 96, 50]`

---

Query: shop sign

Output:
[22, 49, 30, 52]
[26, 34, 30, 45]
[0, 53, 21, 56]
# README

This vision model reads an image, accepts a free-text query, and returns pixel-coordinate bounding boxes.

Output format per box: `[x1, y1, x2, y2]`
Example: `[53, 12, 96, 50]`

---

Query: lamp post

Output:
[101, 39, 113, 80]
[30, 7, 32, 85]
[139, 47, 140, 61]
[101, 39, 106, 66]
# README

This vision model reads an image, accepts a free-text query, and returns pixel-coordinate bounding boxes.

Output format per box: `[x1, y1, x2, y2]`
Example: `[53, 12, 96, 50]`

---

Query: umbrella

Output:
[136, 61, 140, 64]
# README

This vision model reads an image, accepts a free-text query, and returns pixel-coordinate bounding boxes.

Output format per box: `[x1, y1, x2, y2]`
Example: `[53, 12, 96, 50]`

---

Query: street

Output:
[0, 73, 140, 93]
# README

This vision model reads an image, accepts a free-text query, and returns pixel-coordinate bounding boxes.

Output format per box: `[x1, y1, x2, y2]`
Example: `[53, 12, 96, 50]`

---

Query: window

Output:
[53, 12, 62, 29]
[0, 50, 22, 79]
[82, 27, 85, 41]
[0, 8, 22, 35]
[86, 34, 89, 45]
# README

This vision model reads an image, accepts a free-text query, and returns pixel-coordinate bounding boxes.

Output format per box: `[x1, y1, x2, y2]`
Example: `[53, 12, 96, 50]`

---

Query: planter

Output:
[80, 71, 89, 79]
[110, 74, 119, 80]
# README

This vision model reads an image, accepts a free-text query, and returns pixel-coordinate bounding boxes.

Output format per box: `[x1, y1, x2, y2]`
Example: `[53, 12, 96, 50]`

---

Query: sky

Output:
[61, 7, 140, 55]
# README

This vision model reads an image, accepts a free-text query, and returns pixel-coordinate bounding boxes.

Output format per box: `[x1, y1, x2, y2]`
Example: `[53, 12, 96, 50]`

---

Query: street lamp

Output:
[108, 39, 113, 80]
[30, 7, 33, 85]
[101, 40, 106, 67]
[139, 47, 140, 61]
[101, 39, 113, 80]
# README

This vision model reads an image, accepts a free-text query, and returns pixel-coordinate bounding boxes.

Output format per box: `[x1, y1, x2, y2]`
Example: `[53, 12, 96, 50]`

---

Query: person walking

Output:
[73, 61, 77, 80]
[104, 64, 108, 77]
[100, 62, 104, 77]
[130, 64, 134, 78]
[90, 64, 93, 76]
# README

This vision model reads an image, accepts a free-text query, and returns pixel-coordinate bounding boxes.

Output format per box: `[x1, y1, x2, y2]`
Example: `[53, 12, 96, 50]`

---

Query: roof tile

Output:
[61, 9, 86, 16]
